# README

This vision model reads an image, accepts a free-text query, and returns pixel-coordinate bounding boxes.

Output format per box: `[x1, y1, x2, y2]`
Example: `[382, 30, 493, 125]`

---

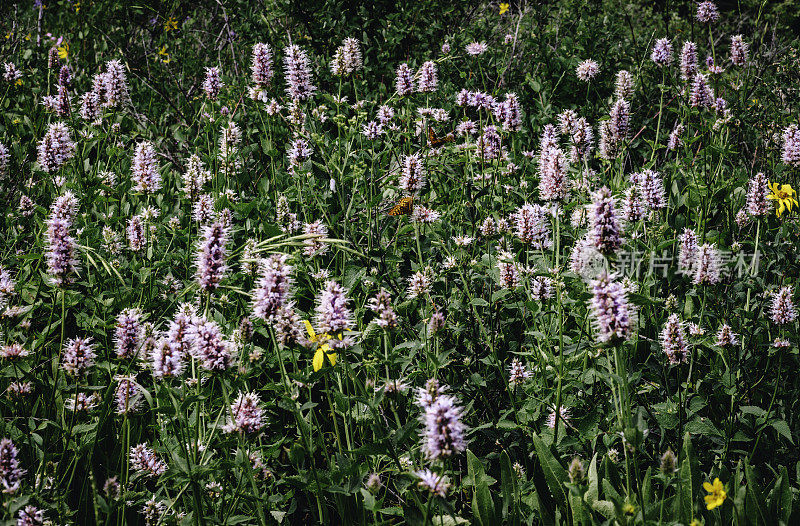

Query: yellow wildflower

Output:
[157, 45, 171, 64]
[499, 2, 510, 14]
[15, 79, 23, 86]
[767, 182, 798, 217]
[703, 477, 727, 510]
[304, 321, 338, 372]
[58, 43, 69, 60]
[164, 16, 178, 32]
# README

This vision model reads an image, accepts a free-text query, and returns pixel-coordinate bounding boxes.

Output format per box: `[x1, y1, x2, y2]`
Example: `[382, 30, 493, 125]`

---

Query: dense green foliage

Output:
[1, 0, 800, 524]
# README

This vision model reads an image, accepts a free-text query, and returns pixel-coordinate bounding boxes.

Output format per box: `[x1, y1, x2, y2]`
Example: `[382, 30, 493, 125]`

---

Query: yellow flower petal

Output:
[328, 352, 337, 367]
[304, 320, 317, 341]
[703, 482, 714, 492]
[499, 2, 510, 14]
[313, 348, 324, 372]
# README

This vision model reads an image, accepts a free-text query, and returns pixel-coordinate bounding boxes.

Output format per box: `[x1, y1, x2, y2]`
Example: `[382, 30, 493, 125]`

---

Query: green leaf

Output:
[676, 459, 693, 524]
[532, 432, 568, 513]
[467, 449, 495, 526]
[745, 460, 768, 526]
[585, 453, 599, 505]
[771, 420, 794, 444]
[774, 466, 792, 525]
[500, 450, 519, 524]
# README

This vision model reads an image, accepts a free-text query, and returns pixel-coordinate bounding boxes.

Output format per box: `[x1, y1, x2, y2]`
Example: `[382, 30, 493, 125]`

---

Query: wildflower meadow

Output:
[2, 0, 800, 524]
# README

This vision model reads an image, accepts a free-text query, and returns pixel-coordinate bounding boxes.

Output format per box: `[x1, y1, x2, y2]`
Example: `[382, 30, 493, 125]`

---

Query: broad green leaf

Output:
[532, 432, 569, 513]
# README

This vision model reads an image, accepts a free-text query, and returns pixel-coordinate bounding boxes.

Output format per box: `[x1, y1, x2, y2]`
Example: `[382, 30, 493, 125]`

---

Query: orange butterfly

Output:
[427, 125, 454, 147]
[388, 196, 414, 216]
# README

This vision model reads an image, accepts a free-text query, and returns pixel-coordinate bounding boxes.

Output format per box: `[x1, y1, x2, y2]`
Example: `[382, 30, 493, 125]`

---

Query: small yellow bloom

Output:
[58, 43, 69, 60]
[12, 118, 20, 124]
[304, 321, 338, 372]
[703, 478, 727, 510]
[767, 182, 799, 217]
[157, 45, 171, 64]
[164, 16, 178, 32]
[499, 2, 510, 14]
[690, 520, 702, 526]
[15, 79, 23, 86]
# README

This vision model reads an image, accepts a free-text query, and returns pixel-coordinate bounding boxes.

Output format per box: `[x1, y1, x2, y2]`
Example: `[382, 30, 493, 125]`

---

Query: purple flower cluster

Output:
[252, 254, 294, 321]
[0, 438, 24, 494]
[416, 61, 438, 92]
[251, 43, 274, 88]
[680, 42, 698, 81]
[589, 272, 633, 343]
[331, 37, 363, 76]
[477, 125, 502, 160]
[615, 70, 633, 100]
[599, 100, 629, 159]
[512, 203, 552, 249]
[509, 358, 533, 386]
[419, 385, 467, 460]
[678, 228, 698, 273]
[367, 289, 399, 328]
[395, 63, 413, 96]
[494, 93, 522, 132]
[661, 314, 689, 364]
[62, 337, 96, 377]
[730, 35, 749, 67]
[103, 59, 129, 108]
[415, 469, 450, 497]
[782, 125, 800, 167]
[303, 220, 329, 257]
[589, 186, 622, 254]
[314, 280, 354, 348]
[689, 73, 714, 108]
[130, 443, 167, 478]
[191, 317, 233, 371]
[223, 392, 265, 434]
[631, 169, 666, 210]
[746, 172, 770, 216]
[131, 141, 161, 193]
[37, 122, 75, 173]
[651, 38, 673, 66]
[45, 191, 80, 286]
[715, 323, 738, 347]
[196, 221, 230, 292]
[400, 153, 426, 194]
[770, 287, 797, 325]
[539, 146, 569, 200]
[497, 252, 521, 289]
[692, 243, 721, 285]
[576, 59, 599, 81]
[696, 1, 719, 23]
[114, 308, 143, 359]
[115, 375, 144, 414]
[203, 66, 223, 100]
[283, 45, 316, 100]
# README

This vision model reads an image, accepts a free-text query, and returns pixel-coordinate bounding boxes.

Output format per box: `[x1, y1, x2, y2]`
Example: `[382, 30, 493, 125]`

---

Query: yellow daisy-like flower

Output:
[57, 42, 69, 60]
[690, 520, 702, 526]
[703, 478, 727, 510]
[304, 321, 338, 372]
[767, 182, 799, 217]
[499, 2, 510, 15]
[164, 16, 178, 32]
[15, 79, 23, 86]
[157, 45, 171, 64]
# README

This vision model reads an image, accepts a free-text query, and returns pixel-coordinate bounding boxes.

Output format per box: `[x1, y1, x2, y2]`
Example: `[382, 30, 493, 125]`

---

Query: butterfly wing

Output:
[388, 197, 414, 216]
